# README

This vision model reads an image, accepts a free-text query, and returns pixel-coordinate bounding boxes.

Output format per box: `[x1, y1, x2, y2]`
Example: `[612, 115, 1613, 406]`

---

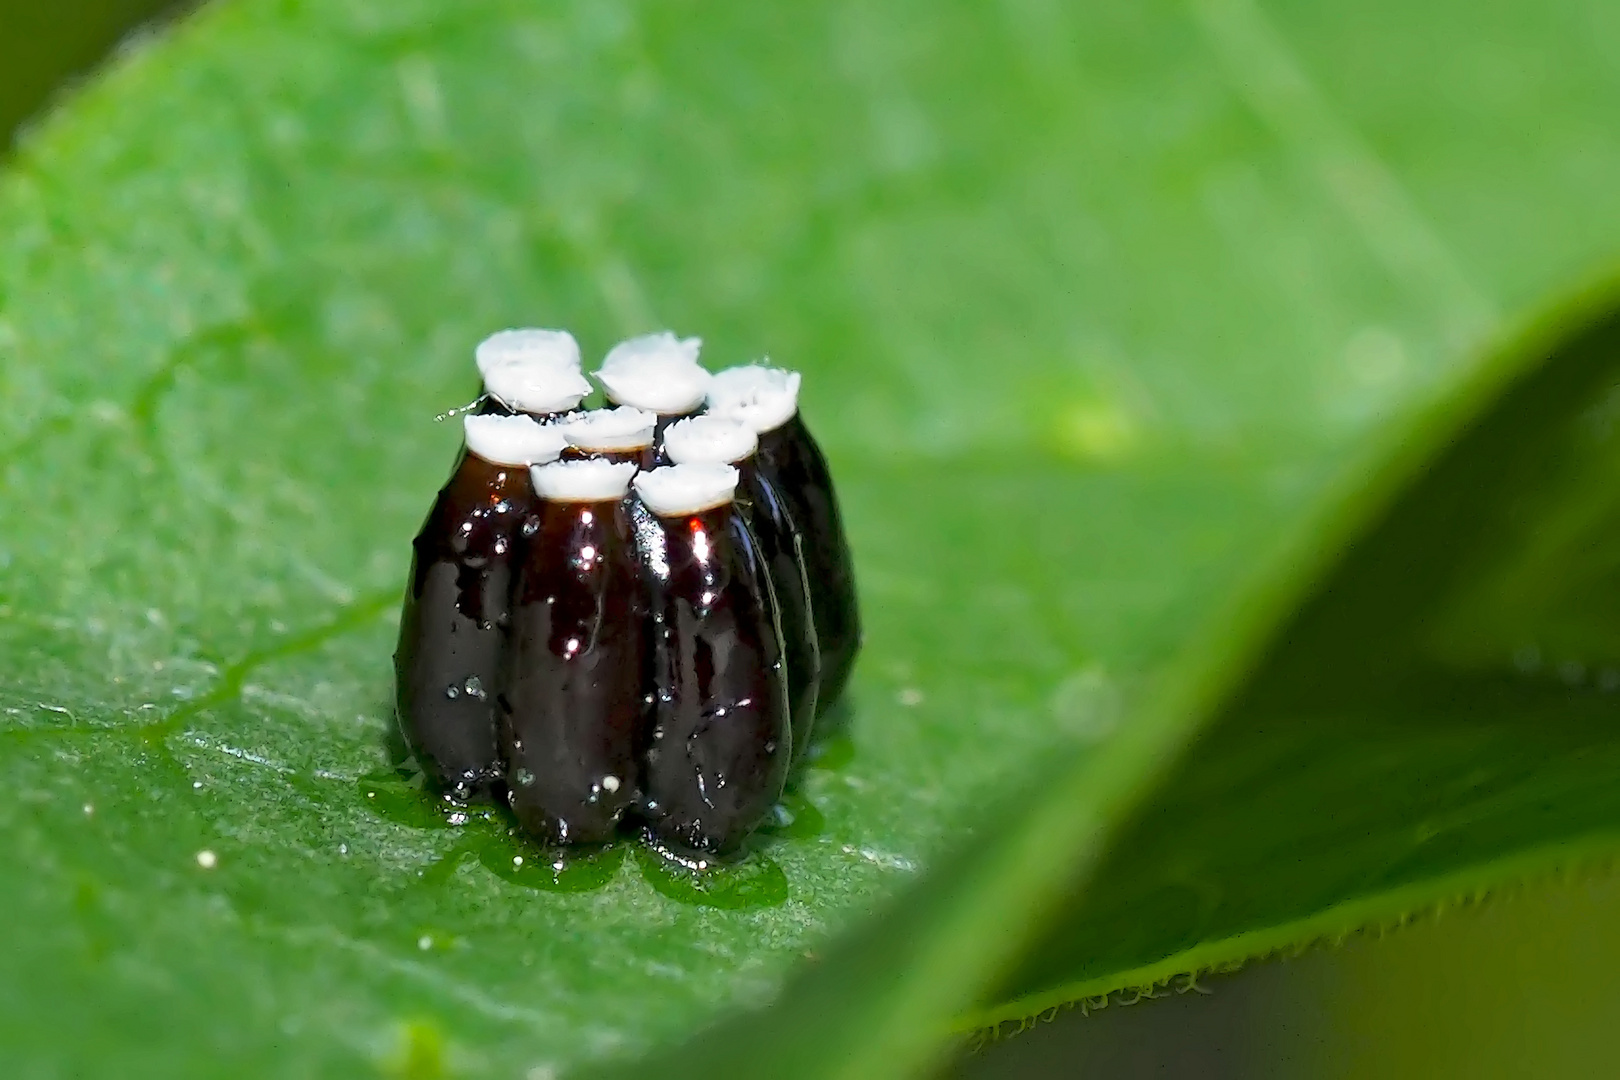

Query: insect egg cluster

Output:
[393, 329, 860, 857]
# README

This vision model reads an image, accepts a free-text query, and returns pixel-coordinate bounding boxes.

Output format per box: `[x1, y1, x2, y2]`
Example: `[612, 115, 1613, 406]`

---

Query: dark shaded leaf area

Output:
[3, 0, 1620, 1076]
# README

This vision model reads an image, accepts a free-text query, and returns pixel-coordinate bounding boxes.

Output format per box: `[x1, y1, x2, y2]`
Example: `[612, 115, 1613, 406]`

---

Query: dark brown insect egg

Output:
[594, 332, 712, 451]
[500, 459, 647, 844]
[664, 415, 822, 763]
[557, 406, 659, 468]
[708, 365, 860, 716]
[394, 414, 568, 802]
[632, 463, 791, 856]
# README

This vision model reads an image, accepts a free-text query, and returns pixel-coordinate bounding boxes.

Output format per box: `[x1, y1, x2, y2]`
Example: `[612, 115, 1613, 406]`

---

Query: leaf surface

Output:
[632, 275, 1620, 1080]
[2, 0, 1620, 1076]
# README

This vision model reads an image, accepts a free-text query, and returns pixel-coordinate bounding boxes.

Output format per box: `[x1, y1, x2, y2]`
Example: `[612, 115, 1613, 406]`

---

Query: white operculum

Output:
[597, 331, 711, 414]
[663, 415, 758, 465]
[474, 328, 582, 378]
[558, 406, 658, 451]
[633, 463, 740, 516]
[464, 413, 569, 466]
[531, 458, 638, 501]
[706, 363, 800, 434]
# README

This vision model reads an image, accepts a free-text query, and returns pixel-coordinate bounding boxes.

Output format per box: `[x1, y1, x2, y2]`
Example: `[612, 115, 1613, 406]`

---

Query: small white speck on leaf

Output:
[897, 687, 924, 707]
[1049, 665, 1122, 744]
[417, 935, 433, 951]
[196, 849, 218, 869]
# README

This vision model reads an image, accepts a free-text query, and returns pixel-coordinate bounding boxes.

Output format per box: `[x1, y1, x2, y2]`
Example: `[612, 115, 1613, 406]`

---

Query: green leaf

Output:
[626, 275, 1620, 1080]
[3, 0, 1620, 1076]
[974, 279, 1620, 1026]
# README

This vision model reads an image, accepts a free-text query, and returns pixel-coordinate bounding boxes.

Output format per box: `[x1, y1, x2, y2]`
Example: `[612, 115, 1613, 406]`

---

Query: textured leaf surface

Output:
[2, 0, 1620, 1077]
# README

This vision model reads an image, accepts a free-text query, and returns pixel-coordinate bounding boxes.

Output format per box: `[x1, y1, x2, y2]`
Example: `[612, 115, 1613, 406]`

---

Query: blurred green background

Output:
[7, 5, 1620, 1078]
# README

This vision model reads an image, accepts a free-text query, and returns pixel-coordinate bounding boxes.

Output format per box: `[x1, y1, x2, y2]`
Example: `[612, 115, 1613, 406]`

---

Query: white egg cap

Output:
[597, 332, 711, 414]
[530, 459, 638, 501]
[463, 414, 568, 467]
[633, 463, 740, 516]
[483, 357, 593, 415]
[558, 406, 659, 452]
[474, 329, 582, 378]
[706, 364, 801, 434]
[663, 415, 758, 465]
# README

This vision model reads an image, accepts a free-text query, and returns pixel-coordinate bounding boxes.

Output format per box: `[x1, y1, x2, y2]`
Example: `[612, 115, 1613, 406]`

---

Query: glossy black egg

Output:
[733, 461, 821, 763]
[635, 501, 791, 855]
[394, 450, 531, 802]
[754, 413, 860, 715]
[500, 490, 646, 844]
